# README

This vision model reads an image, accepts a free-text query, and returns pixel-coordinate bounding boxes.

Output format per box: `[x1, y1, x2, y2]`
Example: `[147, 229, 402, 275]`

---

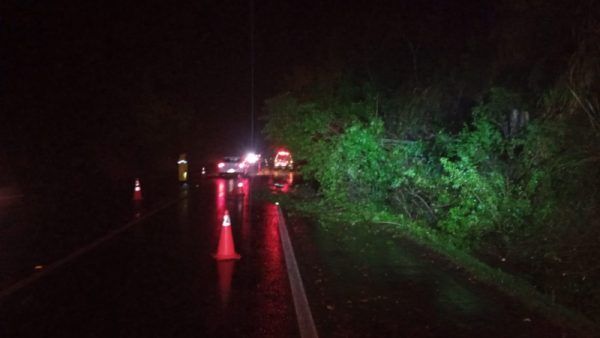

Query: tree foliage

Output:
[262, 0, 600, 321]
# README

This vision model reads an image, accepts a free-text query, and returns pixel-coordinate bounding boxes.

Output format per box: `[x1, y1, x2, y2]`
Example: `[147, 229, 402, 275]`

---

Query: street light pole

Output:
[250, 0, 255, 150]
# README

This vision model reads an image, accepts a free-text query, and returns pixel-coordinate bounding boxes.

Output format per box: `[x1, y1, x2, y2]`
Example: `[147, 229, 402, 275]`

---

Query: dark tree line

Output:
[263, 0, 600, 322]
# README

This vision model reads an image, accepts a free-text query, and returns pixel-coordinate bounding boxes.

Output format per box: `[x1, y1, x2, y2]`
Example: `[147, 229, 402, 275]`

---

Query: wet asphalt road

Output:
[0, 176, 297, 338]
[0, 173, 588, 337]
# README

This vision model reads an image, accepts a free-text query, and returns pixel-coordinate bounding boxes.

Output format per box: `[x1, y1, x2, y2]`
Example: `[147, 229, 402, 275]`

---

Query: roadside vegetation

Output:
[262, 0, 600, 327]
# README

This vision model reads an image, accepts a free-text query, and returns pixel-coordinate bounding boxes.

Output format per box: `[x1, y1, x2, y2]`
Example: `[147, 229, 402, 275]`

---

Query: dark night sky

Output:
[3, 1, 355, 156]
[5, 1, 267, 152]
[1, 0, 513, 187]
[3, 2, 262, 175]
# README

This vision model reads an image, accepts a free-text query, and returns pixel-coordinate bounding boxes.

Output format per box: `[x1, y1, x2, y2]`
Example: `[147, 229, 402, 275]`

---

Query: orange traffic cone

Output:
[133, 178, 143, 201]
[213, 210, 241, 260]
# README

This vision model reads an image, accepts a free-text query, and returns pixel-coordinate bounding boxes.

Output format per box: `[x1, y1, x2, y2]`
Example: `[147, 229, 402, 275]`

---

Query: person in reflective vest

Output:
[177, 153, 188, 182]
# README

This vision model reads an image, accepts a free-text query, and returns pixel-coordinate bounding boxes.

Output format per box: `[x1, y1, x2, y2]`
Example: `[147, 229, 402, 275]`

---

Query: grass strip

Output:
[280, 195, 599, 337]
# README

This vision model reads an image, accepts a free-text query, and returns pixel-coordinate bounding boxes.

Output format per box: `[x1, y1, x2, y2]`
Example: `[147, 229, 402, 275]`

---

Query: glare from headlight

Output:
[245, 152, 260, 164]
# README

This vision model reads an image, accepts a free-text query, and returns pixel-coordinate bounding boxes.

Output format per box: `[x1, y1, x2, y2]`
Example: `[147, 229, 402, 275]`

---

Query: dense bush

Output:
[262, 0, 600, 319]
[263, 82, 600, 320]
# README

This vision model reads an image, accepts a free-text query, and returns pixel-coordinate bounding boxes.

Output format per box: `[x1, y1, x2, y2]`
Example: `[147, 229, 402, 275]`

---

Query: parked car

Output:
[217, 156, 248, 176]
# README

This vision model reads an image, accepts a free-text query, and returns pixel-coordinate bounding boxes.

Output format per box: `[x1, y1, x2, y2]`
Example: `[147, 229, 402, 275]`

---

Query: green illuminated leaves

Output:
[318, 119, 390, 204]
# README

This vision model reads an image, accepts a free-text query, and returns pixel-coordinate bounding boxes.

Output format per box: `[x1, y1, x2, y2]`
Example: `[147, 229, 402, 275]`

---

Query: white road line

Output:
[277, 205, 319, 338]
[0, 198, 181, 301]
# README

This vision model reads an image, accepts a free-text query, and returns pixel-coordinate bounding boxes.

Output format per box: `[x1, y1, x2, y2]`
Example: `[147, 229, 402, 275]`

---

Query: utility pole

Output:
[250, 0, 255, 150]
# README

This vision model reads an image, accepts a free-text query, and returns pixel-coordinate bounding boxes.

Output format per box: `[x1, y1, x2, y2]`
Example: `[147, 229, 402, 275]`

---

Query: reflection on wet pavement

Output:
[217, 260, 235, 308]
[0, 176, 298, 337]
[269, 171, 294, 193]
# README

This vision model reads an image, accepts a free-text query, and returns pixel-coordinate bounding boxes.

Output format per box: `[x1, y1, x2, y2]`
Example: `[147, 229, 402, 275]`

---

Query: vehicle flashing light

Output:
[277, 150, 290, 156]
[218, 162, 225, 168]
[237, 182, 244, 188]
[245, 152, 260, 164]
[177, 160, 188, 164]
